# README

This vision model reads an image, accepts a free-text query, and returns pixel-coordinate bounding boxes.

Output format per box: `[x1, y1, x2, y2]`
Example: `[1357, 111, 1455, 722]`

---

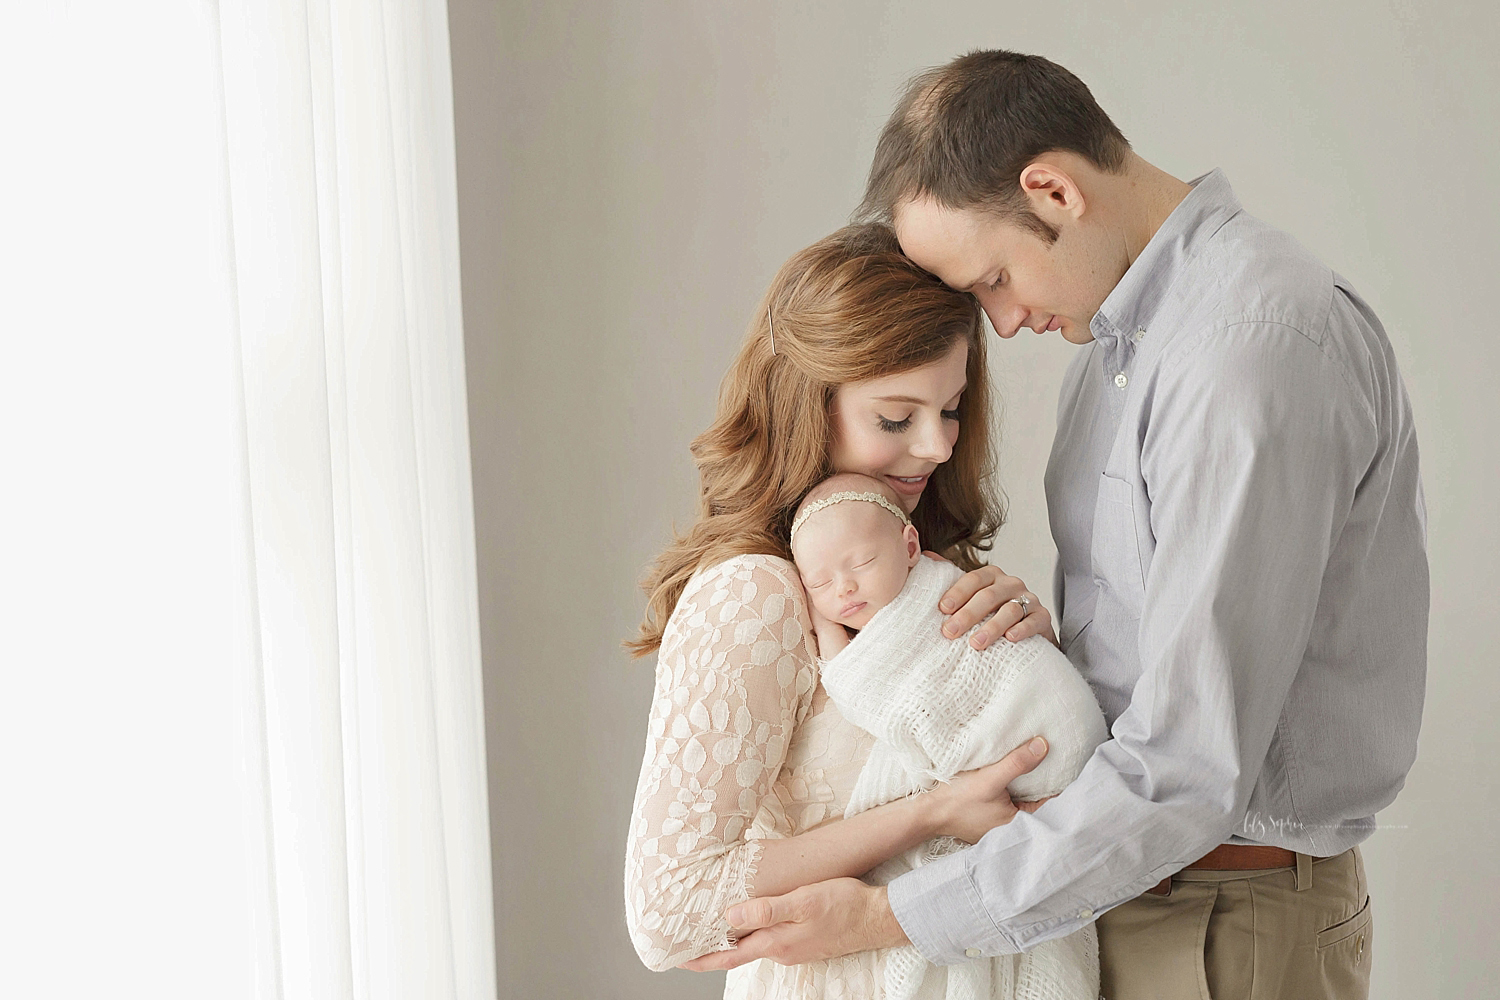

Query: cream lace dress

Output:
[624, 553, 886, 998]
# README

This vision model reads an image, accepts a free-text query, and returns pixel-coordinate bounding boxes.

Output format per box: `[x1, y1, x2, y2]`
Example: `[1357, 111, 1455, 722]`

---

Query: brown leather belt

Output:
[1144, 845, 1302, 896]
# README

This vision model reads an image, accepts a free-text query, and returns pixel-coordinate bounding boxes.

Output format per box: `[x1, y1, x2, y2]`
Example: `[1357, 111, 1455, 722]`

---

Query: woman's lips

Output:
[1046, 315, 1062, 332]
[886, 473, 929, 496]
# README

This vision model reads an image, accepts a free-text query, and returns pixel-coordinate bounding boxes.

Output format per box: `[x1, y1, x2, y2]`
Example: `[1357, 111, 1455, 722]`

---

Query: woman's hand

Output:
[927, 736, 1055, 844]
[926, 553, 1058, 650]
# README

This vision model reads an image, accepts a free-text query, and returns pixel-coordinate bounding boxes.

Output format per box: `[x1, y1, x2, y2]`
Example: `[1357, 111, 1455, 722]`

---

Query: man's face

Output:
[894, 193, 1109, 346]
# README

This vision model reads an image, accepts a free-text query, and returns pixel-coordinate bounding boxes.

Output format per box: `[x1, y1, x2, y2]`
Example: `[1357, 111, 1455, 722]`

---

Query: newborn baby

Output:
[788, 472, 1107, 1000]
[789, 473, 924, 651]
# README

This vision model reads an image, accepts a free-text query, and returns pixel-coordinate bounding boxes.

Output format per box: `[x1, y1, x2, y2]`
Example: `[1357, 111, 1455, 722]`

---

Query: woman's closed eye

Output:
[879, 405, 960, 432]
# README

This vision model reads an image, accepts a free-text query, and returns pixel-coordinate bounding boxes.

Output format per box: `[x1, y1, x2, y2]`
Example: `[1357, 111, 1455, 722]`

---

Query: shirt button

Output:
[1133, 328, 1146, 343]
[964, 947, 982, 958]
[1113, 372, 1128, 389]
[1078, 908, 1094, 920]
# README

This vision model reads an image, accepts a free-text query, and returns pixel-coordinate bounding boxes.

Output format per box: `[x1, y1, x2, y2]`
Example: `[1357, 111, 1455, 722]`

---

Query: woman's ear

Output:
[903, 523, 921, 566]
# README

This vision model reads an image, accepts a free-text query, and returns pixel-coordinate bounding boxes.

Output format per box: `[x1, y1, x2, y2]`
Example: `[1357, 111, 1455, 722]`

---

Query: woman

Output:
[624, 224, 1055, 998]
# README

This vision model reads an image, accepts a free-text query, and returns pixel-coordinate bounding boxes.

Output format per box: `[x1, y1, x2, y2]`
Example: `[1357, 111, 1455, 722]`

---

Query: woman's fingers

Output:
[961, 735, 1049, 792]
[1000, 601, 1057, 647]
[937, 566, 994, 619]
[938, 569, 1012, 637]
[937, 566, 1057, 648]
[1015, 793, 1058, 814]
[995, 735, 1049, 784]
[962, 590, 1027, 648]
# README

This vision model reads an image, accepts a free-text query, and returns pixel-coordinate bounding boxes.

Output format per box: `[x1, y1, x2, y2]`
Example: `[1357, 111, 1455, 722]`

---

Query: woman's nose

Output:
[910, 418, 953, 464]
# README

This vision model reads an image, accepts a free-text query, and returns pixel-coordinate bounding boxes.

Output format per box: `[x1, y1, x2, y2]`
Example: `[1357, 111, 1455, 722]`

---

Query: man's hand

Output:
[925, 554, 1058, 650]
[678, 879, 907, 971]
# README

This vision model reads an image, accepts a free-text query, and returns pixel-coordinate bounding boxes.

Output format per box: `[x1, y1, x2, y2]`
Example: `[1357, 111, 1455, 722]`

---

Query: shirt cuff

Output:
[887, 849, 1021, 964]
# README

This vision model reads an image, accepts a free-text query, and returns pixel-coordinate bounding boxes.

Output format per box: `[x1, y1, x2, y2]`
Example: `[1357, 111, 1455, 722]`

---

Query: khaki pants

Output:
[1097, 847, 1372, 1000]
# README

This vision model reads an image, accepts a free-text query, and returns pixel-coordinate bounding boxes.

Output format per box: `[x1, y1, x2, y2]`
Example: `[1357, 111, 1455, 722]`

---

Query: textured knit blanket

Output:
[818, 556, 1109, 1000]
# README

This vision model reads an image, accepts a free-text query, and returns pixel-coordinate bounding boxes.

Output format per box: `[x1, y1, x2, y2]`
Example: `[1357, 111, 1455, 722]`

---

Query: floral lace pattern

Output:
[625, 554, 880, 997]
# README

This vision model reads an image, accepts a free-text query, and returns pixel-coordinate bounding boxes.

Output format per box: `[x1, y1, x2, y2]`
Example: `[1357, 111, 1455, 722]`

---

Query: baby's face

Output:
[791, 500, 920, 630]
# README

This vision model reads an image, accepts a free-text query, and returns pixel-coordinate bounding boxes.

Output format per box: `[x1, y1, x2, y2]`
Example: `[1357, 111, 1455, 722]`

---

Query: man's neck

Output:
[1113, 154, 1193, 268]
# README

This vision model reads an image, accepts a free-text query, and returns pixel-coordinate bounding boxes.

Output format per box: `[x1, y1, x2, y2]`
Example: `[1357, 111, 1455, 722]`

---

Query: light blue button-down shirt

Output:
[888, 170, 1428, 963]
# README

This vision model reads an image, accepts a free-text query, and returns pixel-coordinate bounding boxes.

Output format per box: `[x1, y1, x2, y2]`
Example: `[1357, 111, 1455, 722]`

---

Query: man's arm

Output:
[890, 325, 1378, 961]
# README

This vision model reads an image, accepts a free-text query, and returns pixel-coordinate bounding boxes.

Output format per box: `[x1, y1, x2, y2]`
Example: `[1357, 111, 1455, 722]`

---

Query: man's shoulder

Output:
[1182, 210, 1337, 347]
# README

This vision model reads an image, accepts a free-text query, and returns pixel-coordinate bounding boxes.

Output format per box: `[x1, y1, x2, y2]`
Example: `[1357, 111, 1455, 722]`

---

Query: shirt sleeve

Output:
[623, 554, 817, 971]
[889, 324, 1378, 963]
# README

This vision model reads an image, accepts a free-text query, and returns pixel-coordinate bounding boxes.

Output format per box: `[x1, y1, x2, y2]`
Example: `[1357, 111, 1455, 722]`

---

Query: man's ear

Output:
[1018, 158, 1086, 224]
[903, 523, 921, 566]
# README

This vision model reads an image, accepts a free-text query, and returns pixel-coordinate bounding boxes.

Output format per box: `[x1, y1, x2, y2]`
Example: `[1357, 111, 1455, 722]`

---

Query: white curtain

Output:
[222, 1, 496, 998]
[0, 4, 495, 998]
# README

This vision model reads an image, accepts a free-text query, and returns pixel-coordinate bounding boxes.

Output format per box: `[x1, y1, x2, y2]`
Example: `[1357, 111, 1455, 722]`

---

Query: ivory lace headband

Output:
[789, 491, 910, 543]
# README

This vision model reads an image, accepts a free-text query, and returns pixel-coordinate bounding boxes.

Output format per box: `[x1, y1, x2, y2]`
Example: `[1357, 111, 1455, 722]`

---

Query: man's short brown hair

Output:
[857, 50, 1130, 243]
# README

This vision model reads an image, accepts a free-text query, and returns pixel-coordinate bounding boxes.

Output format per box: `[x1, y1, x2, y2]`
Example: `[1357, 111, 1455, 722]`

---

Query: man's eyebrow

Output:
[941, 266, 990, 291]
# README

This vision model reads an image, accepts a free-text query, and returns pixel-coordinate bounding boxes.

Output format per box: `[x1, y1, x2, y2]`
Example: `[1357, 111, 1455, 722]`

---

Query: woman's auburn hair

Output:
[626, 223, 1003, 657]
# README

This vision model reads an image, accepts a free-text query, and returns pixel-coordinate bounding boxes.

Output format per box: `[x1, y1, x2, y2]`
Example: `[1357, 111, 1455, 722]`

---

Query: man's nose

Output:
[977, 295, 1026, 339]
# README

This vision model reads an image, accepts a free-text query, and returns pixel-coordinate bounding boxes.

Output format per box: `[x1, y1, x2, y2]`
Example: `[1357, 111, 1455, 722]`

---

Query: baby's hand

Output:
[807, 601, 851, 660]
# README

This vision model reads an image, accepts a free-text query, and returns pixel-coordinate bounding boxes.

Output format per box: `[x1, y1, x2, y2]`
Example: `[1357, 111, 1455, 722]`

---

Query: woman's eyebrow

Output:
[871, 384, 967, 405]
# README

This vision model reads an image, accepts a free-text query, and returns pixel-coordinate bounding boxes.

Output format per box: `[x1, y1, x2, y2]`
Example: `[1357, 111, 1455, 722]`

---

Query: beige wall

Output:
[449, 2, 1499, 996]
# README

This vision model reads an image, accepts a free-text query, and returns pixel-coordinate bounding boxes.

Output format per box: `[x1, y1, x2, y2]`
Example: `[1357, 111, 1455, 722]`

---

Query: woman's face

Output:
[829, 338, 968, 514]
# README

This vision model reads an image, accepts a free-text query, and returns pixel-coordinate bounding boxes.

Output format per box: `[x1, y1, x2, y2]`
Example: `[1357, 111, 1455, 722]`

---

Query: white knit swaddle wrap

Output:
[819, 557, 1108, 1000]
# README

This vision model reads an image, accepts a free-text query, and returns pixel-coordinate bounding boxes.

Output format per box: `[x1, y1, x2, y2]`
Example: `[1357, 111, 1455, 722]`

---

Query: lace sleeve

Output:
[624, 554, 817, 972]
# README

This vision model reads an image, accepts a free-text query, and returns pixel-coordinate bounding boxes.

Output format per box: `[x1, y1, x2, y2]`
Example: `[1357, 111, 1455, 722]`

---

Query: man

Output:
[685, 50, 1427, 998]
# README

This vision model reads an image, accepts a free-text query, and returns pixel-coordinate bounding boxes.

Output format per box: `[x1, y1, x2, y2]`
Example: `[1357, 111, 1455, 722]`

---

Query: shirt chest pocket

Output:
[1091, 473, 1149, 615]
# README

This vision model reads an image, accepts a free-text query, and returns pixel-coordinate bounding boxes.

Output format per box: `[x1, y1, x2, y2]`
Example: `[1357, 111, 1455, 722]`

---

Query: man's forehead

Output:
[893, 195, 993, 286]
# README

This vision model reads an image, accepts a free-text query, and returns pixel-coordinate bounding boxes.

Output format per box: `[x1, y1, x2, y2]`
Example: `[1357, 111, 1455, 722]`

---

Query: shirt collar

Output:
[1089, 168, 1242, 343]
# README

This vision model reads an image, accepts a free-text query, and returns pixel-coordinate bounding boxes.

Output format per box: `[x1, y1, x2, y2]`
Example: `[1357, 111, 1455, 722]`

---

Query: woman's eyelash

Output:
[880, 409, 959, 431]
